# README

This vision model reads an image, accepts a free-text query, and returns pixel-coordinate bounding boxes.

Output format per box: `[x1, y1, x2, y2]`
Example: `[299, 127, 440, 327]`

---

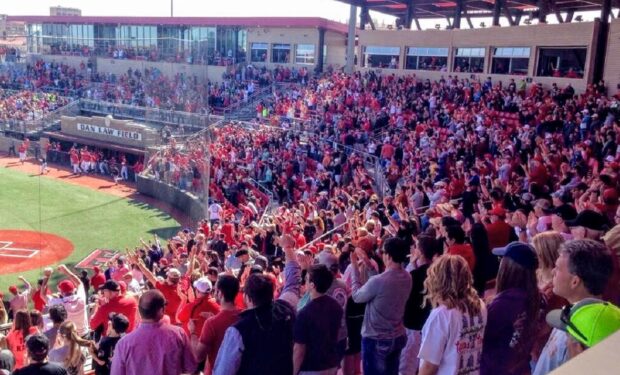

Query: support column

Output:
[345, 4, 357, 74]
[565, 10, 574, 23]
[317, 27, 325, 73]
[493, 0, 502, 26]
[537, 0, 549, 23]
[360, 6, 368, 30]
[454, 0, 463, 29]
[233, 28, 239, 63]
[593, 0, 612, 82]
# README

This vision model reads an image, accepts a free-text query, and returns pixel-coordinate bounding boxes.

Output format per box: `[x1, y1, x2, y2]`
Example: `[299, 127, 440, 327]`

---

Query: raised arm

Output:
[57, 264, 82, 288]
[127, 250, 158, 286]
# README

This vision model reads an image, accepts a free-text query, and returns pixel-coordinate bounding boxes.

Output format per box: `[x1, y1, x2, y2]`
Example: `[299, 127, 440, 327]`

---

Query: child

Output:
[90, 313, 129, 375]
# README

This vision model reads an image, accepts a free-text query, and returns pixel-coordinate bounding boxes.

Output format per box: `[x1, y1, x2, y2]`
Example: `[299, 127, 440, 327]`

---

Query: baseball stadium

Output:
[1, 0, 620, 374]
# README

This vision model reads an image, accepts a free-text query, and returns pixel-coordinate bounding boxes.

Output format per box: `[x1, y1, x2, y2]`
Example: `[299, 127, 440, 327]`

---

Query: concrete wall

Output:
[35, 54, 88, 69]
[137, 175, 204, 224]
[356, 21, 599, 91]
[325, 30, 346, 71]
[604, 19, 620, 96]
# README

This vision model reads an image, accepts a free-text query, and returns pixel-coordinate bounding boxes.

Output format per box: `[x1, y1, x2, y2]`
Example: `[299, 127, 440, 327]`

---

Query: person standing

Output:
[8, 277, 31, 319]
[350, 237, 412, 375]
[178, 277, 220, 337]
[89, 280, 138, 335]
[482, 242, 542, 375]
[213, 238, 301, 375]
[44, 266, 89, 338]
[12, 334, 67, 375]
[293, 264, 343, 375]
[111, 290, 197, 375]
[533, 240, 614, 374]
[90, 313, 129, 375]
[193, 275, 241, 375]
[418, 255, 487, 375]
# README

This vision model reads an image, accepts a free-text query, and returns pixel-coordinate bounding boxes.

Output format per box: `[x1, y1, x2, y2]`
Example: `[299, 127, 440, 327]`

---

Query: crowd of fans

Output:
[2, 69, 620, 375]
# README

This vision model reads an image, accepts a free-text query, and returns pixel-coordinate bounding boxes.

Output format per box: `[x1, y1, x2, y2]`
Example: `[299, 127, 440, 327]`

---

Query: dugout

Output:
[42, 114, 162, 174]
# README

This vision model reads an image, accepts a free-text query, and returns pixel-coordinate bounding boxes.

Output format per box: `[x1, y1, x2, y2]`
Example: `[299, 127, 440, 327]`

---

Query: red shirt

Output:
[156, 281, 183, 324]
[32, 288, 47, 312]
[199, 309, 242, 375]
[448, 243, 476, 271]
[177, 296, 220, 336]
[6, 327, 38, 369]
[89, 295, 139, 334]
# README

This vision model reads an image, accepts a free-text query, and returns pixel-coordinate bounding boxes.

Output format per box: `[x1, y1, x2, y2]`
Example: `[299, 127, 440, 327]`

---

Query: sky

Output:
[0, 0, 610, 30]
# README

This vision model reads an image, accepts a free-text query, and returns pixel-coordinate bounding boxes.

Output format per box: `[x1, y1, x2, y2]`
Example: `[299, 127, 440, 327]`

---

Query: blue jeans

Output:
[361, 335, 407, 375]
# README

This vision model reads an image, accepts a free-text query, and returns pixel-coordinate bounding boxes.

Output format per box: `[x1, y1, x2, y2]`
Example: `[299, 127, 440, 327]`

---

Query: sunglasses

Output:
[560, 304, 588, 343]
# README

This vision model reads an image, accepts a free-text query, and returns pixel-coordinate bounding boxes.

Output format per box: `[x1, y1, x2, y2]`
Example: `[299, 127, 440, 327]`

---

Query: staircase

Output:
[223, 84, 273, 121]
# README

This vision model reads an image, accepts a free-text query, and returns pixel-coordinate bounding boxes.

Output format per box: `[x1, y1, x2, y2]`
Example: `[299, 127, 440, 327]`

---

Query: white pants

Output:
[121, 166, 128, 180]
[19, 151, 26, 161]
[73, 163, 81, 174]
[399, 328, 422, 375]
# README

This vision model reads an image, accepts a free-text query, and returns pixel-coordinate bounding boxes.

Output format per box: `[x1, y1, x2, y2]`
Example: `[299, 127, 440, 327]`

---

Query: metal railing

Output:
[297, 221, 349, 254]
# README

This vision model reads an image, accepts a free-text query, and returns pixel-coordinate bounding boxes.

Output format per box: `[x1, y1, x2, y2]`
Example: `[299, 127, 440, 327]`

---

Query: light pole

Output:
[170, 0, 174, 17]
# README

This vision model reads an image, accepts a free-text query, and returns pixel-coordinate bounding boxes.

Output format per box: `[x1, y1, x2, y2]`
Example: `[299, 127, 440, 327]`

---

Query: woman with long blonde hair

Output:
[49, 321, 93, 375]
[418, 255, 487, 375]
[531, 231, 565, 289]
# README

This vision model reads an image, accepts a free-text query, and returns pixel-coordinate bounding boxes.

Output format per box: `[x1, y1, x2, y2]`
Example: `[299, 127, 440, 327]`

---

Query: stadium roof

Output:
[335, 0, 611, 20]
[6, 16, 350, 34]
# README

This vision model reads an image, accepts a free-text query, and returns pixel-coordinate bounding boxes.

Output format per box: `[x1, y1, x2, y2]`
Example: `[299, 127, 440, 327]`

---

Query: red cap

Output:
[8, 285, 18, 294]
[159, 258, 169, 266]
[489, 207, 507, 218]
[58, 280, 76, 294]
[93, 266, 101, 273]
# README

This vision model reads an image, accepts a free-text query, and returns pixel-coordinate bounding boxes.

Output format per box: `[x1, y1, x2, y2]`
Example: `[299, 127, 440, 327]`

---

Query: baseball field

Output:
[0, 164, 181, 291]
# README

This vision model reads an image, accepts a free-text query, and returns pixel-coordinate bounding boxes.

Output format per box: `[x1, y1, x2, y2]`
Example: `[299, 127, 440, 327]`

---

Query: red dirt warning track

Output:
[0, 230, 74, 274]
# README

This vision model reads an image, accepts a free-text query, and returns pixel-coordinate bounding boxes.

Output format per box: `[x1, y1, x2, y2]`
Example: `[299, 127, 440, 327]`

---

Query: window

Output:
[363, 46, 400, 68]
[251, 43, 268, 62]
[405, 47, 448, 71]
[271, 43, 291, 63]
[453, 47, 485, 73]
[537, 47, 586, 79]
[491, 47, 530, 75]
[295, 44, 315, 64]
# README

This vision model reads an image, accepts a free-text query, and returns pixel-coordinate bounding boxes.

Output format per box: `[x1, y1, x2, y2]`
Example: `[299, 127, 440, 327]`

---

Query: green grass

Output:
[0, 167, 180, 290]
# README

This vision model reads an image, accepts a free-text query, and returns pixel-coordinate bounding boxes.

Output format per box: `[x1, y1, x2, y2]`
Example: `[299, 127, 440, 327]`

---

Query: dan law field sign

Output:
[77, 123, 143, 141]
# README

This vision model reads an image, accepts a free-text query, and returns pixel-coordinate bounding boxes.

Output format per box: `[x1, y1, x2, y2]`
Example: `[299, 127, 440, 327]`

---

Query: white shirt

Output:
[208, 203, 223, 220]
[419, 303, 487, 375]
[48, 284, 89, 337]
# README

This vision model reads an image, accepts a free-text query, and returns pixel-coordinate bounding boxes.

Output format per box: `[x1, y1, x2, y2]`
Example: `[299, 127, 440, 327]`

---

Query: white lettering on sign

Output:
[77, 123, 142, 141]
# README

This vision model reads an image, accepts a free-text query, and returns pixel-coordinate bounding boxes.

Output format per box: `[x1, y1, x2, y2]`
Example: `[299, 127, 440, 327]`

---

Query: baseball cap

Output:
[235, 249, 249, 258]
[565, 210, 608, 231]
[492, 242, 538, 270]
[193, 277, 212, 294]
[100, 280, 121, 292]
[546, 298, 620, 347]
[8, 285, 17, 294]
[554, 204, 578, 222]
[57, 280, 76, 294]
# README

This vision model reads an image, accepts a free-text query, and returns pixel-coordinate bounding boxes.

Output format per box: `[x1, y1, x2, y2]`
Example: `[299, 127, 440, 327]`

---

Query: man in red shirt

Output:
[178, 277, 220, 337]
[90, 266, 106, 292]
[446, 225, 476, 271]
[133, 254, 184, 325]
[484, 207, 514, 250]
[192, 275, 241, 375]
[89, 280, 138, 335]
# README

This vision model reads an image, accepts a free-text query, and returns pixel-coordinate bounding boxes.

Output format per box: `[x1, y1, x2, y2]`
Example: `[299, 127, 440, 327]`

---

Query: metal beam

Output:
[565, 10, 575, 22]
[413, 17, 422, 30]
[537, 0, 549, 23]
[454, 0, 463, 28]
[493, 0, 503, 26]
[503, 5, 517, 26]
